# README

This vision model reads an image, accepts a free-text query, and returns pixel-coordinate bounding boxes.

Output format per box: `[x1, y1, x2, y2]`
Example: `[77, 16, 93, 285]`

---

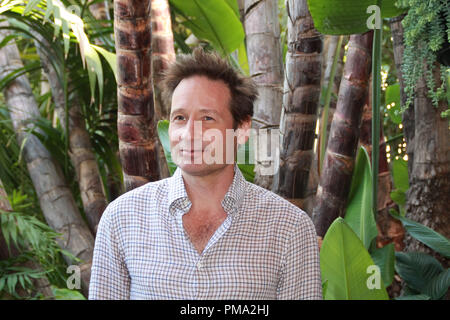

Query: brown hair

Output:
[161, 47, 257, 129]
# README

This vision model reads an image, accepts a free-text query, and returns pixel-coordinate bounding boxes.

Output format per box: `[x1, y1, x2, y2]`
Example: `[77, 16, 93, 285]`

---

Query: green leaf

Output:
[390, 189, 406, 206]
[370, 243, 395, 287]
[91, 44, 117, 81]
[52, 286, 86, 300]
[391, 158, 409, 193]
[391, 213, 450, 258]
[7, 274, 17, 294]
[236, 41, 249, 76]
[320, 218, 389, 300]
[344, 146, 377, 250]
[156, 120, 177, 176]
[0, 277, 5, 292]
[307, 0, 407, 35]
[385, 83, 402, 124]
[170, 0, 245, 54]
[224, 0, 239, 17]
[236, 138, 254, 183]
[395, 251, 444, 293]
[23, 0, 41, 15]
[422, 269, 450, 300]
[322, 279, 328, 298]
[395, 294, 431, 300]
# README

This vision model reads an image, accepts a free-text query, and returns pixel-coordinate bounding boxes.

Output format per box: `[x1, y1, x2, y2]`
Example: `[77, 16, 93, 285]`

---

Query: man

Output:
[89, 48, 322, 300]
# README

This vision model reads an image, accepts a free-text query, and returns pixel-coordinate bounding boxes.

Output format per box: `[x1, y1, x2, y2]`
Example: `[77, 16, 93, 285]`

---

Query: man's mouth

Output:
[180, 149, 203, 153]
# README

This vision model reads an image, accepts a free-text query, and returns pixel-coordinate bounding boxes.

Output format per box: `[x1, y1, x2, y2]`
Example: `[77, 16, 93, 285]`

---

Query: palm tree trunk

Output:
[151, 0, 175, 121]
[35, 38, 108, 235]
[243, 0, 284, 190]
[0, 24, 94, 297]
[0, 180, 54, 299]
[390, 15, 449, 266]
[404, 65, 450, 268]
[318, 35, 347, 156]
[114, 0, 160, 190]
[312, 31, 374, 238]
[151, 0, 174, 179]
[272, 0, 322, 203]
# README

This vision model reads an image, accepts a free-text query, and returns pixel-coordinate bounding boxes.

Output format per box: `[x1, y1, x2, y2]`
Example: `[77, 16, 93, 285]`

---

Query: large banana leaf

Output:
[391, 212, 450, 258]
[371, 243, 395, 287]
[344, 146, 378, 250]
[307, 0, 406, 35]
[169, 0, 244, 55]
[394, 252, 445, 296]
[320, 218, 389, 300]
[422, 269, 450, 300]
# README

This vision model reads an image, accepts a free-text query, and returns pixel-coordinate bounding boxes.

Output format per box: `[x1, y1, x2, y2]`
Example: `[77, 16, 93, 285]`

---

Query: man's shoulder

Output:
[101, 177, 169, 221]
[244, 181, 311, 225]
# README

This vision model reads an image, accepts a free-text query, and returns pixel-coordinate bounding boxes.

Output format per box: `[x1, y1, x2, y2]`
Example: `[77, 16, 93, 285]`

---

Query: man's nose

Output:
[181, 118, 202, 142]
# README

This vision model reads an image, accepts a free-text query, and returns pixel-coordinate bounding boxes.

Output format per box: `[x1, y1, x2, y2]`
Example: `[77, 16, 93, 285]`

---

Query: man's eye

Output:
[204, 116, 214, 121]
[173, 115, 185, 121]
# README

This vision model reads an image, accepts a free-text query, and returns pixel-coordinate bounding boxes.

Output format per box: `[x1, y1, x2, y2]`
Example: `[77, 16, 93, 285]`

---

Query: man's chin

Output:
[176, 162, 230, 177]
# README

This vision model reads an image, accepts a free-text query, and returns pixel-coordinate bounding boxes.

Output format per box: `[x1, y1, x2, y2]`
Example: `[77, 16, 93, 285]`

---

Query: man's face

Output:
[168, 75, 249, 176]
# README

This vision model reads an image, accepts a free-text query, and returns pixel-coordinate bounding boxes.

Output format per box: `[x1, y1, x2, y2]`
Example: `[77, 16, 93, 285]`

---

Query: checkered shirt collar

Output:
[168, 163, 246, 215]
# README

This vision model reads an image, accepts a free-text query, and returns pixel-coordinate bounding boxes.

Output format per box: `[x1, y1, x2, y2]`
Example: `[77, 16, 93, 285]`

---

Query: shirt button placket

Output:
[196, 257, 209, 299]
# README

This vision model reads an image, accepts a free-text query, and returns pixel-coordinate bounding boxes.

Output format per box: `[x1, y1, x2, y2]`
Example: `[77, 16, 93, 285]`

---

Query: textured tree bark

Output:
[404, 66, 450, 269]
[0, 180, 54, 299]
[151, 0, 175, 122]
[114, 0, 160, 190]
[244, 0, 283, 190]
[35, 37, 108, 235]
[318, 35, 347, 157]
[312, 31, 374, 238]
[89, 0, 111, 21]
[0, 24, 94, 297]
[302, 35, 347, 215]
[272, 0, 322, 202]
[151, 0, 174, 179]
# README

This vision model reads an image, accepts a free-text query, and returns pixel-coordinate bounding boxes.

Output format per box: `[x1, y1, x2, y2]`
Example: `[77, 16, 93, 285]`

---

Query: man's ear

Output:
[236, 117, 252, 145]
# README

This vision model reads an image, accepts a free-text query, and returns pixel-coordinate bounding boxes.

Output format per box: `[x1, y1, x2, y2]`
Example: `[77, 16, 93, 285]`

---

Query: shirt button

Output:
[197, 261, 203, 269]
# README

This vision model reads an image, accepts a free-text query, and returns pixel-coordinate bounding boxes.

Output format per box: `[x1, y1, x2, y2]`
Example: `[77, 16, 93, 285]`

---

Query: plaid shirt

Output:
[88, 164, 322, 300]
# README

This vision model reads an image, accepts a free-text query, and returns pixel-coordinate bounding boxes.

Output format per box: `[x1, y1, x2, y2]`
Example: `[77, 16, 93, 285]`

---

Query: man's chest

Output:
[122, 216, 284, 299]
[182, 210, 227, 254]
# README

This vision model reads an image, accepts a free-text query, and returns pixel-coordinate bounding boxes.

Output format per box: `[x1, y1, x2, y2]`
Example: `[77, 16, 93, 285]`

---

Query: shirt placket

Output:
[175, 199, 237, 299]
[174, 205, 198, 299]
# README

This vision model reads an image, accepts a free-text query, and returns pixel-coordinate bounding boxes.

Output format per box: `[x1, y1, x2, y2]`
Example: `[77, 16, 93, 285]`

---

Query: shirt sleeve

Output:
[277, 212, 323, 300]
[88, 205, 131, 300]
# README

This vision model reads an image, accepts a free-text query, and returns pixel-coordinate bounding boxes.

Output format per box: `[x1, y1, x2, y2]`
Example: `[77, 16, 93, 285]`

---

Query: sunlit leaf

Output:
[320, 218, 389, 300]
[170, 0, 244, 55]
[307, 0, 407, 35]
[344, 146, 377, 250]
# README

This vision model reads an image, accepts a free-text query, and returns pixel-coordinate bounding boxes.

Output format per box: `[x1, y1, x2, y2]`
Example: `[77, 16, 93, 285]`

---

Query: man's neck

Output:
[181, 164, 235, 212]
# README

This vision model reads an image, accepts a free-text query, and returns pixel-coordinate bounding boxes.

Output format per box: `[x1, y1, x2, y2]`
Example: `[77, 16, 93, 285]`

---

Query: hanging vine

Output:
[397, 0, 449, 117]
